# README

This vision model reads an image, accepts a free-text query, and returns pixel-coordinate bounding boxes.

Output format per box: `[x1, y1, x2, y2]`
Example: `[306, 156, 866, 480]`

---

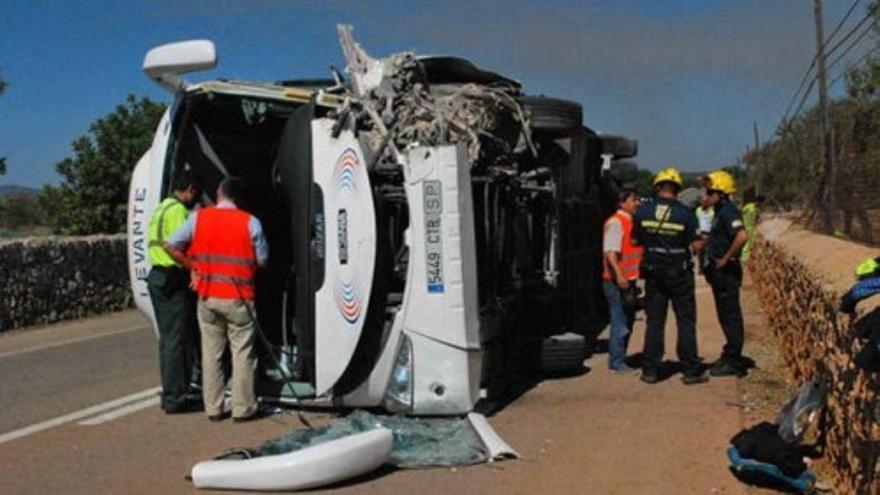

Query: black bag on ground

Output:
[730, 422, 806, 477]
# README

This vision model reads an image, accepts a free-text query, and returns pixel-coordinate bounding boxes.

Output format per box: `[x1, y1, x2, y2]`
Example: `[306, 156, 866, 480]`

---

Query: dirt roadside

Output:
[333, 279, 752, 495]
[0, 272, 763, 494]
[746, 218, 880, 491]
[760, 217, 876, 297]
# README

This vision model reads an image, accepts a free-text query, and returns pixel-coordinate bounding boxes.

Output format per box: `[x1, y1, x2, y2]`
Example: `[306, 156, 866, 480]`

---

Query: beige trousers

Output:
[196, 297, 258, 418]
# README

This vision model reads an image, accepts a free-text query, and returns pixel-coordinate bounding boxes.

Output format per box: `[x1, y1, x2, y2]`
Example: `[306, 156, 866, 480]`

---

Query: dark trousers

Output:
[147, 267, 197, 411]
[705, 261, 744, 361]
[641, 264, 701, 375]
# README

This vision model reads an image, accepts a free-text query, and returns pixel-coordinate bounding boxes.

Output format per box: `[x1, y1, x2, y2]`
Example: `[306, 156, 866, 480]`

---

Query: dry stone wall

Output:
[750, 236, 879, 494]
[0, 235, 131, 331]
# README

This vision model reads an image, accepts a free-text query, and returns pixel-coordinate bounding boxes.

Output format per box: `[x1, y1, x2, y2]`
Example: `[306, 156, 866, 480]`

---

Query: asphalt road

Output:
[0, 309, 334, 494]
[0, 286, 756, 494]
[0, 311, 157, 435]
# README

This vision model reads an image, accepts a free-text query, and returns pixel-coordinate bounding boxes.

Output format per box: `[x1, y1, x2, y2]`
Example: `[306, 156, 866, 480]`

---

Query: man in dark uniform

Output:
[633, 167, 708, 385]
[702, 170, 749, 377]
[147, 170, 203, 413]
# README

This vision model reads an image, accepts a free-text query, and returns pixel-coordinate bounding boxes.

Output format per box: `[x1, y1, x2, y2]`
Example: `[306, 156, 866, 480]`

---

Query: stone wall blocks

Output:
[0, 234, 131, 331]
[751, 237, 880, 493]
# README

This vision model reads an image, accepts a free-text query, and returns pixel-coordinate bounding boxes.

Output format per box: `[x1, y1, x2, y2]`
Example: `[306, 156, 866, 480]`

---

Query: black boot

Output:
[681, 372, 709, 385]
[710, 359, 746, 377]
[641, 370, 659, 384]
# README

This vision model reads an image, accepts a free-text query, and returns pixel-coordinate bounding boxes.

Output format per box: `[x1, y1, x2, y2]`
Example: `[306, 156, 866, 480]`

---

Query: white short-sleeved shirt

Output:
[603, 217, 624, 253]
[697, 207, 713, 234]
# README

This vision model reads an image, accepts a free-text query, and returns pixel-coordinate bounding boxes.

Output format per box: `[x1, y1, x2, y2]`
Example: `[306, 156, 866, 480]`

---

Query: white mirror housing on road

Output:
[142, 40, 217, 93]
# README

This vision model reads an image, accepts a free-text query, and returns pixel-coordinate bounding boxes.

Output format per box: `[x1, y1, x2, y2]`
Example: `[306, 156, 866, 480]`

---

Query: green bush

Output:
[41, 95, 166, 234]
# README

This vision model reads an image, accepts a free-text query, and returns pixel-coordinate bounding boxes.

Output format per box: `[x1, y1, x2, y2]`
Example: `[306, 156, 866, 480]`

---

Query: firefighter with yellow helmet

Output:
[633, 167, 708, 385]
[702, 170, 750, 377]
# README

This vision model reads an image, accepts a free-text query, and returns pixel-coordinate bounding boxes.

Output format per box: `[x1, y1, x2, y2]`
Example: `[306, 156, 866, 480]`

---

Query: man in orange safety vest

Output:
[602, 188, 644, 373]
[165, 177, 268, 423]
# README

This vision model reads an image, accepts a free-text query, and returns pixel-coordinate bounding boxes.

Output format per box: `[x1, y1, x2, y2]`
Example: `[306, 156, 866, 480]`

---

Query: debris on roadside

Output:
[189, 409, 518, 491]
[726, 381, 826, 494]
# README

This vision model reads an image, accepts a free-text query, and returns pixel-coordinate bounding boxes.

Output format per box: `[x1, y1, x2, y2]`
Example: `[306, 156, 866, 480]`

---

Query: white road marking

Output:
[78, 397, 161, 426]
[0, 386, 161, 446]
[0, 324, 148, 360]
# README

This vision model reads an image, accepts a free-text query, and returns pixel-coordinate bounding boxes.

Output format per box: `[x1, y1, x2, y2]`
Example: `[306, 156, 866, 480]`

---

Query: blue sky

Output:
[0, 0, 871, 187]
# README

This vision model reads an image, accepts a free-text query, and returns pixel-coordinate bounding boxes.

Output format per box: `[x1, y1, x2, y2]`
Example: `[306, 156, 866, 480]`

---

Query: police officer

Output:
[147, 170, 202, 413]
[702, 170, 749, 377]
[634, 167, 708, 385]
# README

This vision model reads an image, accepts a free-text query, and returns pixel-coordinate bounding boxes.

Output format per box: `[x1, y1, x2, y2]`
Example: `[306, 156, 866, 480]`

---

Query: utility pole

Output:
[814, 0, 837, 233]
[752, 121, 760, 193]
[753, 121, 760, 151]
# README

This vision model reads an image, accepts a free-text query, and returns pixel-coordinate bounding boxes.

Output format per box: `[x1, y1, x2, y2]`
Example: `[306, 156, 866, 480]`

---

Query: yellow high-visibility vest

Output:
[147, 197, 189, 267]
[740, 202, 758, 262]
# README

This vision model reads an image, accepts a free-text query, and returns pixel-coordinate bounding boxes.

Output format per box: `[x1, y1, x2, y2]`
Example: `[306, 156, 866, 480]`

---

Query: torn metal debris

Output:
[335, 24, 534, 169]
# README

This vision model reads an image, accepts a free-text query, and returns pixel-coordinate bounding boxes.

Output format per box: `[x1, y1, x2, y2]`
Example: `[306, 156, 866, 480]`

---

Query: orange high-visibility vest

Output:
[188, 207, 257, 300]
[602, 210, 643, 281]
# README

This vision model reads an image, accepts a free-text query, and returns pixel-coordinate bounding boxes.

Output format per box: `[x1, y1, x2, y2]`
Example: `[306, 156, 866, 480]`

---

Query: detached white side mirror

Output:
[142, 40, 217, 93]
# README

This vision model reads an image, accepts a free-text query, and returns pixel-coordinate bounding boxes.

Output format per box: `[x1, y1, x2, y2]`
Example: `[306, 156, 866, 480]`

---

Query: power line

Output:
[828, 20, 877, 71]
[830, 43, 880, 85]
[781, 59, 817, 124]
[828, 0, 865, 46]
[788, 78, 817, 126]
[780, 0, 864, 123]
[791, 6, 872, 118]
[789, 19, 877, 121]
[826, 10, 874, 60]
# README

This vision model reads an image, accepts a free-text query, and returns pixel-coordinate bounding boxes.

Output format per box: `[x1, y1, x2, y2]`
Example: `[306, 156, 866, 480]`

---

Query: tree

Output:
[739, 1, 880, 241]
[41, 95, 166, 234]
[630, 168, 726, 198]
[743, 86, 879, 240]
[631, 169, 656, 197]
[0, 193, 47, 230]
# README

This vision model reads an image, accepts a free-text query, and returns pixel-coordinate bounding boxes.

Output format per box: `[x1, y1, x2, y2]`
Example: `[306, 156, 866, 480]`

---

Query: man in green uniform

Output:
[147, 170, 202, 413]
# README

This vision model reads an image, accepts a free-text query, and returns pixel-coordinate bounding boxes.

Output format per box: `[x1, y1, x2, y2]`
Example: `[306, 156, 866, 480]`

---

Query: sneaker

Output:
[610, 364, 638, 375]
[640, 372, 659, 384]
[233, 410, 268, 423]
[710, 359, 747, 377]
[681, 372, 709, 385]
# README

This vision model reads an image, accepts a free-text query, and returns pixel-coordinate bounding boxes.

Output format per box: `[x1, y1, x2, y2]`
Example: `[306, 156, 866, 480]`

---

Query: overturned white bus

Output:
[128, 28, 637, 416]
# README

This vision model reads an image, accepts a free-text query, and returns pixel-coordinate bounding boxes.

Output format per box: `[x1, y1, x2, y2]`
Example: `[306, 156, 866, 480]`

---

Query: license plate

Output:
[423, 180, 444, 293]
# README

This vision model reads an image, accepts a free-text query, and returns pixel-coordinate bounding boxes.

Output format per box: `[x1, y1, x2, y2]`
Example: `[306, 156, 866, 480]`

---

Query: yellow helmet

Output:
[856, 257, 880, 279]
[706, 170, 736, 195]
[653, 167, 683, 188]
